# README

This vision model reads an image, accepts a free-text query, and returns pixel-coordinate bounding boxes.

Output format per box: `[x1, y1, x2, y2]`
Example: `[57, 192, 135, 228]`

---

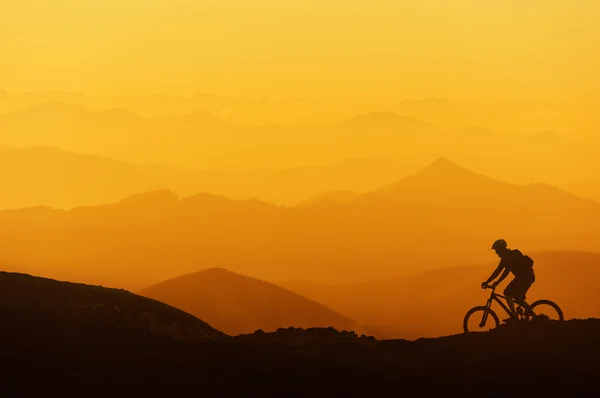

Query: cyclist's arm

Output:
[494, 268, 511, 285]
[485, 264, 504, 284]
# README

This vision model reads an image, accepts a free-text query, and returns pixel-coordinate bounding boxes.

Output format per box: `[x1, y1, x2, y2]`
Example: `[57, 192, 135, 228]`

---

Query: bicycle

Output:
[463, 285, 564, 333]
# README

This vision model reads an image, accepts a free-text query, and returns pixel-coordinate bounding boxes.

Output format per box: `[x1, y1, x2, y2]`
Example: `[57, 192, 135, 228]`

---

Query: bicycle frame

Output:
[485, 291, 514, 316]
[479, 287, 530, 326]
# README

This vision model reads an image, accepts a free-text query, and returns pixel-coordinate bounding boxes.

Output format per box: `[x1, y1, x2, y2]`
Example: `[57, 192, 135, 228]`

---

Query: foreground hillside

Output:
[139, 268, 360, 335]
[1, 272, 599, 396]
[0, 271, 225, 343]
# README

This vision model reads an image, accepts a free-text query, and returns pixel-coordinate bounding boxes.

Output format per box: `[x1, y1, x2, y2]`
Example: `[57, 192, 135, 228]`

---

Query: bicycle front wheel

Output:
[527, 299, 564, 321]
[463, 306, 500, 333]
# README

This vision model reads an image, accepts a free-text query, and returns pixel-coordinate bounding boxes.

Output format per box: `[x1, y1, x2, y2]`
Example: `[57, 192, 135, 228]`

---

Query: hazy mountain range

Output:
[0, 102, 439, 169]
[0, 145, 411, 209]
[1, 101, 599, 202]
[1, 90, 599, 136]
[1, 158, 599, 291]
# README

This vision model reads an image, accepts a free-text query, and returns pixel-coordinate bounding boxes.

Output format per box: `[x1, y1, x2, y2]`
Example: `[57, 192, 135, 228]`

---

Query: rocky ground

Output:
[1, 271, 599, 397]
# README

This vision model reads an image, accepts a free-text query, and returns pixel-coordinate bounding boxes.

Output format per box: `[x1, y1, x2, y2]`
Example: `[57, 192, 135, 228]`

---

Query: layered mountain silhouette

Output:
[3, 101, 600, 199]
[139, 268, 358, 335]
[0, 146, 162, 209]
[0, 144, 411, 209]
[1, 158, 599, 290]
[0, 147, 408, 208]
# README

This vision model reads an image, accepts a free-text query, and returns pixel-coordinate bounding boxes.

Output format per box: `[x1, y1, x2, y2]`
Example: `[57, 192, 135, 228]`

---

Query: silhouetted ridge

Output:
[0, 271, 226, 343]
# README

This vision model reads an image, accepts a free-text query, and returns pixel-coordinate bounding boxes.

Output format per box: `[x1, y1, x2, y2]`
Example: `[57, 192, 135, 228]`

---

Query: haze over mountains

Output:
[1, 90, 599, 135]
[5, 1, 600, 392]
[0, 102, 444, 169]
[1, 93, 599, 342]
[2, 99, 600, 203]
[0, 145, 411, 209]
[1, 157, 599, 294]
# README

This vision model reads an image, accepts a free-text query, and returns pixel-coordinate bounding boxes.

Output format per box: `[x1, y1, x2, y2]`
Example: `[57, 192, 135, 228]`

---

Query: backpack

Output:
[522, 254, 534, 270]
[515, 251, 534, 275]
[521, 255, 533, 270]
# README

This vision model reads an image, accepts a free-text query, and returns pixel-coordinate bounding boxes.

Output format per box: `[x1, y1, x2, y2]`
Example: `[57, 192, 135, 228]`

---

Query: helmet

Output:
[491, 239, 507, 251]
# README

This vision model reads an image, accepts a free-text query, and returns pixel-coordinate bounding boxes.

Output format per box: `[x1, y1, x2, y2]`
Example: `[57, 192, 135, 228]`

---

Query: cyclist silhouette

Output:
[481, 239, 535, 323]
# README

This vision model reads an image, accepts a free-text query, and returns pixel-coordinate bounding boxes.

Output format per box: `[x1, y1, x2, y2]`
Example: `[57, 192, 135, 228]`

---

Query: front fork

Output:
[479, 298, 494, 327]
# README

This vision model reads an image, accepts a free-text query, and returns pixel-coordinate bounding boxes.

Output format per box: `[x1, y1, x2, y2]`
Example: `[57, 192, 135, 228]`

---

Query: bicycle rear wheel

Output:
[527, 299, 564, 321]
[463, 306, 500, 333]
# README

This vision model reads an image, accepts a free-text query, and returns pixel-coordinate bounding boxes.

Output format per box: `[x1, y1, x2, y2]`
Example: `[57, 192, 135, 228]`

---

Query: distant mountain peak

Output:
[422, 157, 465, 171]
[372, 157, 498, 198]
[409, 157, 476, 178]
[410, 157, 499, 183]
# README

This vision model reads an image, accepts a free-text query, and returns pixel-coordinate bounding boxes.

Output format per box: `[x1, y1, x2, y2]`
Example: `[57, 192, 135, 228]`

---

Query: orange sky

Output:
[1, 1, 599, 100]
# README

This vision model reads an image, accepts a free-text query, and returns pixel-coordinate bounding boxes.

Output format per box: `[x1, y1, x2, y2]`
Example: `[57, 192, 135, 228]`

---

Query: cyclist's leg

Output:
[503, 279, 518, 322]
[516, 274, 535, 315]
